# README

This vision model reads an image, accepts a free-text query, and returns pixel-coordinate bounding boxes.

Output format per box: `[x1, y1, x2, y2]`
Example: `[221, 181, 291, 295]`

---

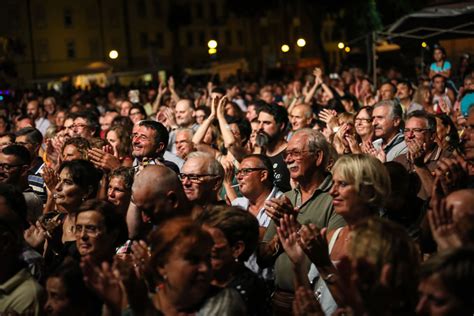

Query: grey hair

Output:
[374, 100, 403, 120]
[186, 151, 224, 178]
[176, 128, 194, 138]
[292, 128, 330, 169]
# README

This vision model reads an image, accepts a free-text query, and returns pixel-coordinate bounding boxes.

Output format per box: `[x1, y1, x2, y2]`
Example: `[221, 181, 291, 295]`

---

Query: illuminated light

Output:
[337, 42, 345, 49]
[421, 42, 427, 48]
[296, 38, 306, 47]
[208, 48, 217, 55]
[281, 44, 290, 53]
[344, 46, 351, 53]
[208, 40, 218, 49]
[108, 50, 119, 59]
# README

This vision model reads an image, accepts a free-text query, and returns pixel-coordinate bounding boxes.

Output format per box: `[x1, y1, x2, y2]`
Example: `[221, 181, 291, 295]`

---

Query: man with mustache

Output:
[371, 100, 407, 161]
[256, 103, 291, 192]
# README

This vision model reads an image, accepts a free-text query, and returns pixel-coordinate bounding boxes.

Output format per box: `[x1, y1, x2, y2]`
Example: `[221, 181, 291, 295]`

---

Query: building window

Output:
[66, 40, 76, 58]
[89, 38, 99, 58]
[33, 4, 47, 29]
[186, 31, 194, 47]
[137, 0, 147, 18]
[195, 3, 203, 19]
[199, 31, 205, 46]
[156, 32, 164, 49]
[210, 2, 217, 21]
[37, 39, 49, 61]
[140, 32, 148, 49]
[225, 30, 232, 46]
[64, 8, 73, 28]
[237, 30, 244, 45]
[152, 0, 162, 17]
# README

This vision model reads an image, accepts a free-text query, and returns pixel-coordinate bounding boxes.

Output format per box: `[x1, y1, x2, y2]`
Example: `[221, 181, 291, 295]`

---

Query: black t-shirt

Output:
[268, 152, 291, 193]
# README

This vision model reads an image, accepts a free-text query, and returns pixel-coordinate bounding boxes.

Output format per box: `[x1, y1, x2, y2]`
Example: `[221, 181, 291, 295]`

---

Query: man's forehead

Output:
[240, 157, 261, 168]
[406, 117, 427, 127]
[182, 157, 207, 173]
[258, 111, 276, 122]
[287, 134, 307, 149]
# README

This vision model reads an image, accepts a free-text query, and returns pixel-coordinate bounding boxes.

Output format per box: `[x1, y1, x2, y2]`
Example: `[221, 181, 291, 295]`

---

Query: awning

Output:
[384, 2, 474, 41]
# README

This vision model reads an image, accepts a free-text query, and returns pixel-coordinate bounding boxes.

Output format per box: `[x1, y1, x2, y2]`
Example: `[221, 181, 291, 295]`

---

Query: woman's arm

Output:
[192, 99, 216, 145]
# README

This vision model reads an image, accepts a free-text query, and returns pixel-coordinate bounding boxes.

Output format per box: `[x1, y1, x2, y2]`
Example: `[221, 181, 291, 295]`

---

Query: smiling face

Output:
[180, 157, 217, 204]
[106, 130, 120, 155]
[355, 108, 373, 138]
[284, 133, 319, 182]
[404, 117, 434, 149]
[236, 157, 268, 197]
[131, 124, 158, 159]
[290, 106, 312, 131]
[175, 100, 195, 127]
[329, 170, 367, 221]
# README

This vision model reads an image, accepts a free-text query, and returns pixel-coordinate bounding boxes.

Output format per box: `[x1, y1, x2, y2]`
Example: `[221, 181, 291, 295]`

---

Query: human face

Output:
[229, 123, 242, 144]
[106, 130, 120, 155]
[158, 238, 212, 309]
[246, 105, 257, 122]
[435, 117, 449, 146]
[44, 277, 72, 316]
[404, 117, 434, 148]
[55, 111, 66, 128]
[54, 168, 86, 212]
[433, 77, 446, 93]
[329, 171, 367, 220]
[26, 101, 40, 120]
[62, 144, 84, 161]
[416, 273, 464, 316]
[0, 153, 26, 184]
[433, 48, 444, 62]
[396, 83, 411, 100]
[175, 131, 193, 159]
[15, 135, 37, 157]
[355, 109, 373, 138]
[120, 101, 133, 117]
[284, 133, 318, 181]
[16, 118, 33, 130]
[380, 84, 395, 101]
[44, 99, 55, 115]
[180, 157, 217, 204]
[131, 125, 158, 159]
[0, 136, 13, 150]
[175, 101, 195, 127]
[372, 105, 398, 140]
[129, 109, 145, 124]
[107, 176, 130, 208]
[75, 210, 112, 261]
[63, 118, 74, 137]
[290, 106, 311, 131]
[195, 109, 206, 125]
[203, 226, 234, 276]
[257, 111, 281, 143]
[72, 117, 92, 138]
[236, 157, 267, 196]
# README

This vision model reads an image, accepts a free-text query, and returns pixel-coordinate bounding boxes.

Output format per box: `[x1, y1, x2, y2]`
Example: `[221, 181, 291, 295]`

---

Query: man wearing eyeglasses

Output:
[0, 145, 43, 223]
[71, 112, 99, 139]
[180, 151, 224, 216]
[394, 111, 452, 198]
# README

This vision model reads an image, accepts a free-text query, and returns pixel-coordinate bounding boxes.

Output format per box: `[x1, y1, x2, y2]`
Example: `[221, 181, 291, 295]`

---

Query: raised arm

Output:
[168, 76, 181, 103]
[192, 97, 217, 145]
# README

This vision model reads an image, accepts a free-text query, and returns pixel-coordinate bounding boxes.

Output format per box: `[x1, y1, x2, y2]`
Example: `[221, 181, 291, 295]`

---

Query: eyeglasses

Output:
[74, 224, 103, 238]
[354, 118, 372, 123]
[71, 123, 88, 129]
[282, 149, 315, 160]
[236, 168, 266, 177]
[179, 173, 219, 183]
[0, 163, 25, 171]
[403, 128, 431, 135]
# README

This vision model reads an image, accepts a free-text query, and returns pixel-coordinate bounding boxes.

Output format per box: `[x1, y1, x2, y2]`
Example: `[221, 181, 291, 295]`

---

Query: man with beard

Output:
[256, 103, 291, 192]
[26, 99, 51, 136]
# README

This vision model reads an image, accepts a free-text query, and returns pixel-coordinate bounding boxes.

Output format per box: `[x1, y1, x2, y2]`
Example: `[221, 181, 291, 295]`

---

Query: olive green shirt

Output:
[0, 268, 44, 316]
[263, 173, 346, 292]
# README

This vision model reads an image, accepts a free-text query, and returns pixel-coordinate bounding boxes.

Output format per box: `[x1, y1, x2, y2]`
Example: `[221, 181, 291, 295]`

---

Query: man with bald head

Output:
[127, 165, 191, 238]
[288, 103, 313, 140]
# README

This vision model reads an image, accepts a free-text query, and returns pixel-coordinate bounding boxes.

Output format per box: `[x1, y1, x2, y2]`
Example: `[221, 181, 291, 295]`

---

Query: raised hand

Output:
[264, 195, 295, 222]
[297, 224, 331, 267]
[81, 257, 126, 313]
[87, 148, 121, 172]
[433, 157, 468, 195]
[167, 76, 175, 91]
[276, 214, 304, 265]
[216, 95, 227, 119]
[131, 240, 150, 278]
[318, 109, 337, 124]
[42, 166, 58, 193]
[24, 222, 46, 250]
[157, 81, 168, 96]
[293, 286, 325, 316]
[407, 138, 427, 166]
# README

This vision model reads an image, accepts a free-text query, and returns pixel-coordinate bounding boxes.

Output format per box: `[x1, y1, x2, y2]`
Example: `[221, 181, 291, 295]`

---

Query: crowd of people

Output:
[0, 46, 473, 316]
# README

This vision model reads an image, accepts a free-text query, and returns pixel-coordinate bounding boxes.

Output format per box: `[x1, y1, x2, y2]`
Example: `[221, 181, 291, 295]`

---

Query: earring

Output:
[445, 135, 451, 142]
[234, 257, 239, 263]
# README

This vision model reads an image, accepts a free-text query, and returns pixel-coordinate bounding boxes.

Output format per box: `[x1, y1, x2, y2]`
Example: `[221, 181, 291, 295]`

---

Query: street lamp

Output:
[208, 48, 217, 55]
[208, 40, 218, 49]
[344, 46, 351, 53]
[337, 42, 345, 50]
[108, 50, 119, 59]
[281, 44, 290, 53]
[296, 38, 306, 48]
[421, 42, 427, 48]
